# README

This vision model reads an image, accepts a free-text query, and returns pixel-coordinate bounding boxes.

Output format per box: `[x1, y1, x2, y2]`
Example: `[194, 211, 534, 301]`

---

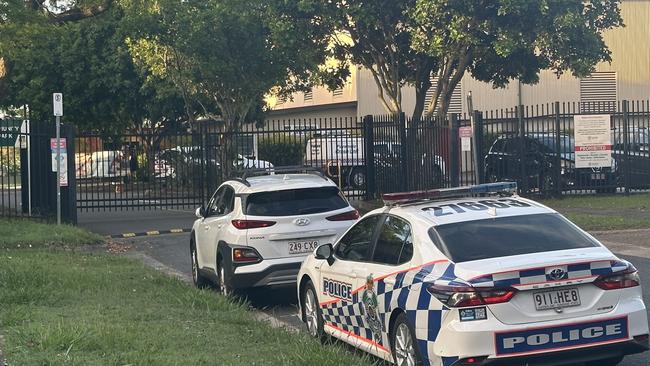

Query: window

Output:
[428, 213, 598, 263]
[245, 187, 348, 216]
[332, 88, 343, 97]
[208, 186, 235, 216]
[372, 216, 413, 265]
[335, 215, 382, 261]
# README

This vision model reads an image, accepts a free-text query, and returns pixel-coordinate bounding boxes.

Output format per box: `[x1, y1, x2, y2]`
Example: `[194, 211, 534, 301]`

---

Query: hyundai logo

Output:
[548, 268, 567, 281]
[294, 218, 311, 226]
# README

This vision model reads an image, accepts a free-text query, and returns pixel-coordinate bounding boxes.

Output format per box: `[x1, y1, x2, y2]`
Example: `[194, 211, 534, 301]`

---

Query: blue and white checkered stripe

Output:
[468, 260, 629, 288]
[321, 260, 457, 365]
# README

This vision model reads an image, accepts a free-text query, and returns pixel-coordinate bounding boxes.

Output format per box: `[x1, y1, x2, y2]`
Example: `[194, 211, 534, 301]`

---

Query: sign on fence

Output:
[0, 119, 26, 147]
[574, 115, 612, 169]
[50, 138, 68, 186]
[460, 126, 472, 152]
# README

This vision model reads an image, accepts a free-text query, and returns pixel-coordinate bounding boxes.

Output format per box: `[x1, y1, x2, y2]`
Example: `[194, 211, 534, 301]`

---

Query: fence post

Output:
[554, 102, 562, 197]
[622, 100, 630, 195]
[517, 105, 527, 193]
[448, 114, 460, 187]
[63, 124, 77, 224]
[472, 110, 485, 184]
[363, 115, 376, 200]
[398, 112, 409, 191]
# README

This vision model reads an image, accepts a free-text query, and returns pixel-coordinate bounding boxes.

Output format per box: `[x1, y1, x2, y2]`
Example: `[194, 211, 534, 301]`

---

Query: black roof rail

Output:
[233, 166, 329, 186]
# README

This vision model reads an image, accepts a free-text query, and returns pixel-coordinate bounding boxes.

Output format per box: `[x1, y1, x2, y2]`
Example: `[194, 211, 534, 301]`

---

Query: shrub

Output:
[258, 137, 305, 167]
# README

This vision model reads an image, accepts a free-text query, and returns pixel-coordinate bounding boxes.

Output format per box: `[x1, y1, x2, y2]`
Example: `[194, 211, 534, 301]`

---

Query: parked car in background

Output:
[612, 127, 650, 188]
[305, 136, 445, 190]
[484, 133, 617, 193]
[76, 151, 129, 180]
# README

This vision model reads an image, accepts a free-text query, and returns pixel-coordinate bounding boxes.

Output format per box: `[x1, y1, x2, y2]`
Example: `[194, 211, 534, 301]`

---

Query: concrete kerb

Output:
[126, 252, 301, 333]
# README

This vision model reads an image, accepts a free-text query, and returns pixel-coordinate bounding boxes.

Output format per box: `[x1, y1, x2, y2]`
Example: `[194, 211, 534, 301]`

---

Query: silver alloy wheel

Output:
[191, 248, 198, 284]
[219, 266, 230, 296]
[352, 170, 366, 188]
[304, 287, 318, 337]
[394, 323, 416, 366]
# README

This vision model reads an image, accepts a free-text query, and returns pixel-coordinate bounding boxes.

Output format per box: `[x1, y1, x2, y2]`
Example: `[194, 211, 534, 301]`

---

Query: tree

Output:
[326, 0, 438, 119]
[125, 0, 332, 133]
[410, 0, 623, 117]
[124, 0, 333, 176]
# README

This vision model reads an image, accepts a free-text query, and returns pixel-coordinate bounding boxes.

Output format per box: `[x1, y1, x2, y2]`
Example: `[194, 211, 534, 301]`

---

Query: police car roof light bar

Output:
[382, 182, 517, 206]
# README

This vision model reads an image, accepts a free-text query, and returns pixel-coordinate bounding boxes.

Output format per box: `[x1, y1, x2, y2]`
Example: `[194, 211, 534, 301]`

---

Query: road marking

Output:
[108, 229, 191, 239]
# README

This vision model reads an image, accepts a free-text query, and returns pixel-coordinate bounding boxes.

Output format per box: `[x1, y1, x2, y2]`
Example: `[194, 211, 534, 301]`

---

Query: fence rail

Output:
[1, 99, 649, 221]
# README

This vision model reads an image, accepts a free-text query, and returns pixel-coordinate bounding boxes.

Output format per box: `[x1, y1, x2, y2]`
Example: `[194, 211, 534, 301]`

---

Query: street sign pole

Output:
[53, 93, 63, 225]
[56, 116, 61, 225]
[24, 105, 32, 216]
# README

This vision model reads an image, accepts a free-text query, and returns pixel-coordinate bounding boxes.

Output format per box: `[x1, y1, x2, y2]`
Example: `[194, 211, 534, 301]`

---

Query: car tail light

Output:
[233, 248, 261, 263]
[594, 266, 640, 290]
[231, 220, 276, 230]
[326, 210, 360, 221]
[427, 283, 517, 308]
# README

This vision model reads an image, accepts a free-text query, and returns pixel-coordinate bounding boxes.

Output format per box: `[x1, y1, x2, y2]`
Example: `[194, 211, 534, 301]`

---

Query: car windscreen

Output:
[245, 187, 348, 216]
[428, 213, 599, 263]
[536, 136, 575, 153]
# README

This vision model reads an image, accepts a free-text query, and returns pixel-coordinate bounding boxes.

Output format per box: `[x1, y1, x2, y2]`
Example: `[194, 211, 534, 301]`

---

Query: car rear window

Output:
[245, 187, 348, 216]
[428, 213, 599, 263]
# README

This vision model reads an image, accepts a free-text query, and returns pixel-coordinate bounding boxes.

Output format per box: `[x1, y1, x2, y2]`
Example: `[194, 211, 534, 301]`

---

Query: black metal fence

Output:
[2, 99, 649, 220]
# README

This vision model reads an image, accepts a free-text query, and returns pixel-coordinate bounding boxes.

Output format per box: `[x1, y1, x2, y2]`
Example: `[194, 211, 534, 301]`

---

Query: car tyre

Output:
[391, 313, 423, 366]
[217, 260, 233, 297]
[586, 356, 623, 366]
[302, 281, 327, 343]
[349, 168, 366, 190]
[190, 239, 209, 289]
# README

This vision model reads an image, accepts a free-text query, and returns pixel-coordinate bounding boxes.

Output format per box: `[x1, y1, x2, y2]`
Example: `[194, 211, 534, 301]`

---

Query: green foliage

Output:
[124, 0, 333, 134]
[410, 0, 623, 117]
[0, 147, 20, 176]
[258, 137, 305, 166]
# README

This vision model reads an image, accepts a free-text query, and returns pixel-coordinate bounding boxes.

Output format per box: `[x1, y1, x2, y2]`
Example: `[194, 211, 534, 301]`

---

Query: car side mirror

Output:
[196, 206, 205, 218]
[315, 243, 334, 265]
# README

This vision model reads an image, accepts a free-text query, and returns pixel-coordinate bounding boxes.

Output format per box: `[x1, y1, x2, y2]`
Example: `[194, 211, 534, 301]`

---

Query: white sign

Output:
[15, 120, 28, 149]
[459, 126, 472, 152]
[574, 114, 612, 169]
[53, 93, 63, 117]
[50, 138, 68, 186]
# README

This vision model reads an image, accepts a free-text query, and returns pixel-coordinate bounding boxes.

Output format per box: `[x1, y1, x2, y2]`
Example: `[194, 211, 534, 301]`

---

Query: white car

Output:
[297, 182, 649, 366]
[191, 168, 359, 295]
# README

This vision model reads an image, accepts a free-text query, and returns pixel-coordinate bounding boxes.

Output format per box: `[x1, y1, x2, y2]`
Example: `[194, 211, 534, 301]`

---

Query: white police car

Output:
[297, 182, 649, 366]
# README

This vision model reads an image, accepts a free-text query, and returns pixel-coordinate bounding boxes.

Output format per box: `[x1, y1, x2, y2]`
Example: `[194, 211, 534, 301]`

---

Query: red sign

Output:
[50, 138, 67, 150]
[459, 127, 473, 138]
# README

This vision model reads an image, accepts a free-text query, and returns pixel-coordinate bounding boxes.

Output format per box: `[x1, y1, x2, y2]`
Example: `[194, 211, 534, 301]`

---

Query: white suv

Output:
[190, 169, 359, 294]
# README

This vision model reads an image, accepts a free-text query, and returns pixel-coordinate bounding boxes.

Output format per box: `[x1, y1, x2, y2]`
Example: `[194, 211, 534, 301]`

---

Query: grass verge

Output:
[539, 193, 650, 231]
[0, 218, 104, 249]
[0, 250, 374, 366]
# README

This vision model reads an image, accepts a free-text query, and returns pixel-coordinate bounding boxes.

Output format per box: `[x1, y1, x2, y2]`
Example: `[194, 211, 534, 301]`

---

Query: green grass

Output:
[561, 213, 650, 231]
[541, 193, 650, 210]
[0, 218, 104, 249]
[0, 250, 374, 366]
[538, 193, 650, 231]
